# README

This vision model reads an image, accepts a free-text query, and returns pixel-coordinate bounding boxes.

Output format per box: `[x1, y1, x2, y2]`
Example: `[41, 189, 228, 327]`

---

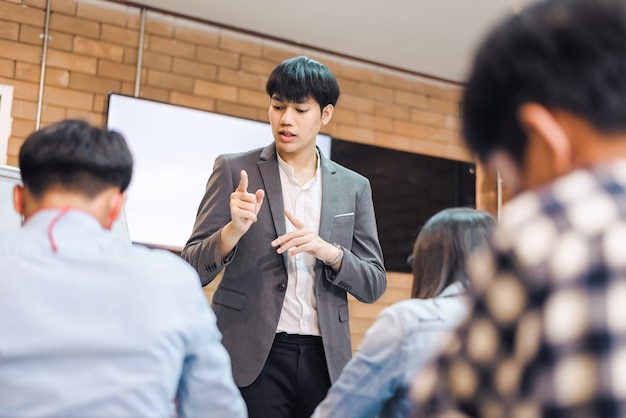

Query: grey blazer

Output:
[182, 144, 386, 388]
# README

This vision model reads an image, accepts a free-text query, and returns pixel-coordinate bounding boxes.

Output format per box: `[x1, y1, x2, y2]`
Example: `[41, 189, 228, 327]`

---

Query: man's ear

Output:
[321, 104, 334, 126]
[518, 103, 573, 174]
[13, 185, 24, 215]
[106, 191, 125, 230]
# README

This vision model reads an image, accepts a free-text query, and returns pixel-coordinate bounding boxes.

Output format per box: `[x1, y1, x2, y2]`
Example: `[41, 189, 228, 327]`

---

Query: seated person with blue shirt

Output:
[0, 119, 246, 418]
[311, 207, 495, 418]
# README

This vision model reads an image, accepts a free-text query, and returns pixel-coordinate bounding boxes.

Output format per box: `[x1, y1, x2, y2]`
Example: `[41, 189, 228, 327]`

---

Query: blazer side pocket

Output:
[213, 287, 247, 311]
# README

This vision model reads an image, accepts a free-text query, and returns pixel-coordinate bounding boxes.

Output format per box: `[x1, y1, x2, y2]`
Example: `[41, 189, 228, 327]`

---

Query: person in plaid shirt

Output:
[411, 0, 626, 417]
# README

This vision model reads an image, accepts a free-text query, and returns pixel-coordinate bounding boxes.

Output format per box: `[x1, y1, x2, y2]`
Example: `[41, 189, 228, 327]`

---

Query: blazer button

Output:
[276, 283, 287, 292]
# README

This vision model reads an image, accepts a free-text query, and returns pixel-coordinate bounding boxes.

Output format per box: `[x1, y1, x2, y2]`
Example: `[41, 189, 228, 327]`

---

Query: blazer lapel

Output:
[319, 151, 339, 243]
[257, 144, 286, 239]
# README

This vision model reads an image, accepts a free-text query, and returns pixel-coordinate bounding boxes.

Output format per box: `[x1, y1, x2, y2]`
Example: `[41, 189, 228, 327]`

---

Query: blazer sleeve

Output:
[326, 177, 386, 303]
[181, 155, 236, 286]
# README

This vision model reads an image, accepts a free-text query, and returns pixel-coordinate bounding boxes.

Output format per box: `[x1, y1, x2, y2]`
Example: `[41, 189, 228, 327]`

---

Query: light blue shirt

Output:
[311, 282, 468, 418]
[0, 210, 247, 418]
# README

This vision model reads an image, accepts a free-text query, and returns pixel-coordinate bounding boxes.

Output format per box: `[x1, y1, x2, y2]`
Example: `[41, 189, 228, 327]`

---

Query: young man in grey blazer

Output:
[182, 56, 387, 418]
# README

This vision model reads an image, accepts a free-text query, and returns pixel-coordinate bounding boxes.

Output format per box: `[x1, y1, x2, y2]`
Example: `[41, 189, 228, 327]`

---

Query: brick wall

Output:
[0, 0, 497, 351]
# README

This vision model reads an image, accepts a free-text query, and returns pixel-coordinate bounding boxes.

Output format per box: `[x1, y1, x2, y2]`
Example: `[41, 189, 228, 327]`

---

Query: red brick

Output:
[141, 51, 172, 71]
[122, 46, 139, 65]
[76, 1, 130, 26]
[196, 46, 239, 69]
[47, 48, 97, 74]
[238, 88, 267, 108]
[66, 108, 101, 125]
[217, 67, 265, 91]
[170, 91, 215, 113]
[146, 69, 194, 93]
[0, 57, 15, 77]
[335, 124, 375, 144]
[194, 80, 237, 102]
[0, 38, 42, 64]
[215, 100, 259, 121]
[221, 32, 262, 58]
[49, 13, 100, 38]
[10, 117, 37, 138]
[0, 2, 45, 26]
[93, 94, 107, 113]
[27, 0, 78, 15]
[147, 34, 195, 59]
[172, 57, 216, 80]
[43, 85, 93, 109]
[335, 77, 360, 97]
[144, 13, 174, 38]
[356, 113, 393, 133]
[18, 24, 45, 46]
[46, 30, 74, 52]
[15, 62, 70, 87]
[0, 77, 39, 101]
[101, 24, 139, 47]
[73, 37, 124, 61]
[240, 56, 274, 76]
[137, 84, 169, 103]
[394, 90, 427, 109]
[11, 99, 37, 119]
[69, 72, 121, 94]
[373, 102, 410, 121]
[410, 109, 446, 127]
[428, 97, 459, 114]
[358, 83, 394, 104]
[330, 108, 357, 126]
[338, 95, 375, 114]
[0, 20, 19, 40]
[97, 59, 135, 81]
[261, 42, 299, 63]
[174, 23, 218, 47]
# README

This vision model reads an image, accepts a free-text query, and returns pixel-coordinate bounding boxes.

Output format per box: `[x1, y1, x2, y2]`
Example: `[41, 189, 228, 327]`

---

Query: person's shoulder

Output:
[220, 146, 269, 162]
[126, 244, 199, 283]
[324, 157, 368, 182]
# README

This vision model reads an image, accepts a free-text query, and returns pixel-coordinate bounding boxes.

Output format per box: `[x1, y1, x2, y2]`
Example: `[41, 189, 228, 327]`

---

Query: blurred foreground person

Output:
[0, 120, 246, 418]
[412, 0, 626, 417]
[312, 207, 495, 418]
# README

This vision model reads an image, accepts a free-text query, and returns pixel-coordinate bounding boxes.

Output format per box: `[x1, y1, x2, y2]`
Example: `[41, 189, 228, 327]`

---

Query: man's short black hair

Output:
[462, 0, 626, 166]
[19, 119, 133, 199]
[265, 56, 340, 109]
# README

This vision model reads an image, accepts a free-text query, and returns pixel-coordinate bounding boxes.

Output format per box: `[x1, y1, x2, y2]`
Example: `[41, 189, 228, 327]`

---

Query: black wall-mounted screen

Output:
[331, 139, 476, 273]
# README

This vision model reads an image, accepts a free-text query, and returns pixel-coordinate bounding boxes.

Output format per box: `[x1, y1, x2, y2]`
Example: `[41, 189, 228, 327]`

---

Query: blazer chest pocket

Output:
[213, 287, 247, 311]
[338, 303, 349, 323]
[331, 213, 355, 247]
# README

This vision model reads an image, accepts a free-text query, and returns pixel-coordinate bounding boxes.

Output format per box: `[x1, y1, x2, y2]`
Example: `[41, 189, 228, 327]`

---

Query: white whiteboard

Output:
[0, 165, 21, 233]
[0, 164, 130, 241]
[106, 94, 331, 251]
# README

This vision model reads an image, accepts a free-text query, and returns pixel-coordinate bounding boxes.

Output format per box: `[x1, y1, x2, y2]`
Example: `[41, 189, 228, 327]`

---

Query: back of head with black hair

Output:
[19, 119, 133, 199]
[265, 56, 340, 110]
[462, 0, 626, 166]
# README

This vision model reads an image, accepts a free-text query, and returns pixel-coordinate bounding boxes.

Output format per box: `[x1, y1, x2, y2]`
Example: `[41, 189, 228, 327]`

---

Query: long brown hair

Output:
[410, 207, 496, 299]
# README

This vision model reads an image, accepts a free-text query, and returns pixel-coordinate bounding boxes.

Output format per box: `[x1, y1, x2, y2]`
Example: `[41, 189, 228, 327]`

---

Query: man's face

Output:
[268, 94, 333, 159]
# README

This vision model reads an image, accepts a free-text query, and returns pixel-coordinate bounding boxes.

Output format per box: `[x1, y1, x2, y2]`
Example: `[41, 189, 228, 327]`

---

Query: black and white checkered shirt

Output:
[412, 161, 626, 418]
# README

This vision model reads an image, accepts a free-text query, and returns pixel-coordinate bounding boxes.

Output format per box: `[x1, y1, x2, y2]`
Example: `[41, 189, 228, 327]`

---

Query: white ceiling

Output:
[125, 0, 532, 84]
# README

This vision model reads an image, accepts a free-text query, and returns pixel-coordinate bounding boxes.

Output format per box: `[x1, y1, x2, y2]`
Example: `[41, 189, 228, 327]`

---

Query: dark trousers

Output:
[240, 333, 332, 418]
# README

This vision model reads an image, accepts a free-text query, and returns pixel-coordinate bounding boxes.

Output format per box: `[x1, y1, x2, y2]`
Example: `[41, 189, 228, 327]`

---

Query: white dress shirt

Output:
[276, 152, 322, 336]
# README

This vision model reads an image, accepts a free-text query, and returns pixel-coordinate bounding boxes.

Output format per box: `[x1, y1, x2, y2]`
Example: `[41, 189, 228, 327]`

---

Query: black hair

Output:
[409, 207, 496, 299]
[462, 0, 626, 166]
[19, 119, 133, 199]
[265, 56, 340, 110]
